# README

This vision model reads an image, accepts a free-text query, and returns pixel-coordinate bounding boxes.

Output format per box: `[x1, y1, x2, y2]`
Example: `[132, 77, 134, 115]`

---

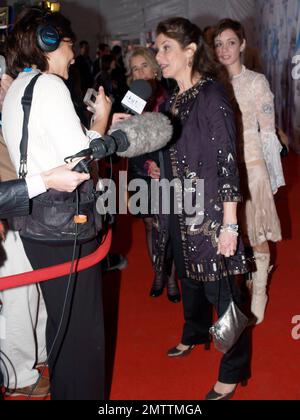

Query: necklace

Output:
[170, 78, 209, 117]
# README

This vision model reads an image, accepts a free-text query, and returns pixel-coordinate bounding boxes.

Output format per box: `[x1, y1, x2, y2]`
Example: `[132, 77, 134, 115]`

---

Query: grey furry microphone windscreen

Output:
[109, 112, 173, 158]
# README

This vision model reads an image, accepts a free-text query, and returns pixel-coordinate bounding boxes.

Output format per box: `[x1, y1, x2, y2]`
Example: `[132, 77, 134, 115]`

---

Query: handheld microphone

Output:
[121, 79, 152, 114]
[71, 112, 173, 172]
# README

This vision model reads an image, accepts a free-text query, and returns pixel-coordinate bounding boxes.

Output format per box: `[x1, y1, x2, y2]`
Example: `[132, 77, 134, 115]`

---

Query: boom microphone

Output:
[109, 112, 173, 158]
[70, 113, 173, 172]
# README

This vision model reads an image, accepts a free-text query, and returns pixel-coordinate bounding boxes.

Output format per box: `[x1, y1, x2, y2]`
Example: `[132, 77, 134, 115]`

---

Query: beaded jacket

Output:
[152, 78, 248, 282]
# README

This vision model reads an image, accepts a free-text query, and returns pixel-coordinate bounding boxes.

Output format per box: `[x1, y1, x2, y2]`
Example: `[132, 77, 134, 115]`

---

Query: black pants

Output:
[23, 239, 105, 400]
[181, 277, 251, 384]
[0, 357, 3, 400]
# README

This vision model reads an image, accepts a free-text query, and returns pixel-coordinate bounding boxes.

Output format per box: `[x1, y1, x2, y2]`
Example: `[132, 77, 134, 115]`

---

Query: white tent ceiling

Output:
[98, 0, 256, 39]
[4, 0, 299, 151]
[4, 1, 256, 51]
[3, 0, 299, 150]
[54, 0, 255, 47]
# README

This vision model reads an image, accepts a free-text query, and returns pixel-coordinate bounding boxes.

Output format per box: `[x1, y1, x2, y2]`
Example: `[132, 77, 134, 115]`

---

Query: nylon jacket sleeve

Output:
[0, 179, 29, 219]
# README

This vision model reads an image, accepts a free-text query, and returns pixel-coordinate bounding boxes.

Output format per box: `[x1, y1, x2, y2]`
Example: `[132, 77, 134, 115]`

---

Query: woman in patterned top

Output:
[214, 19, 285, 325]
[153, 17, 250, 400]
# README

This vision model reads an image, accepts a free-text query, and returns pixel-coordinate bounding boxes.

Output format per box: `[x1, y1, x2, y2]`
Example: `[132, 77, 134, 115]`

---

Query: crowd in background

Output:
[0, 8, 287, 401]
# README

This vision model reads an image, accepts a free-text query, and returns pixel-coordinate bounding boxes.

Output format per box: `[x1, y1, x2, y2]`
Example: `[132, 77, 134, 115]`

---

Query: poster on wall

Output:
[256, 0, 300, 153]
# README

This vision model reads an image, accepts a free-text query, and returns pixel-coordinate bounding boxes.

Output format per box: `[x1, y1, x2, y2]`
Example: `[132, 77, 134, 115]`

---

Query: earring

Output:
[188, 59, 193, 68]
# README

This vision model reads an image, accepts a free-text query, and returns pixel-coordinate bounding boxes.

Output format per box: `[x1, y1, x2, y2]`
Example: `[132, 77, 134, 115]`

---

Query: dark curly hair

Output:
[6, 7, 75, 78]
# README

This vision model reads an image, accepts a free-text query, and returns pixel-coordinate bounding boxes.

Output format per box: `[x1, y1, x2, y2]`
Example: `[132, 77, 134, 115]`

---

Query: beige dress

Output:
[232, 66, 285, 246]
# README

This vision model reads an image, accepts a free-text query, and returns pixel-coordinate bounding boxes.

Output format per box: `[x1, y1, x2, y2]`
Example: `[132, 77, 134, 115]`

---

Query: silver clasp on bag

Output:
[19, 160, 28, 179]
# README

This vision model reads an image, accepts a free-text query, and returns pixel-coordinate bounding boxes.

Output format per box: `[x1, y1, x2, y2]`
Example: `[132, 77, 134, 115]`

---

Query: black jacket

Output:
[152, 79, 247, 281]
[0, 179, 29, 219]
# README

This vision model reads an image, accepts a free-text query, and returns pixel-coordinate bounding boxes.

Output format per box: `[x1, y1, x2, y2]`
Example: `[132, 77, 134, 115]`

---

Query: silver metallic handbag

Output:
[209, 267, 249, 354]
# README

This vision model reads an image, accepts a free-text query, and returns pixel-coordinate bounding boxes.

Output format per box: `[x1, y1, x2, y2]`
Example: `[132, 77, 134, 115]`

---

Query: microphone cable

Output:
[26, 154, 114, 398]
[25, 183, 111, 400]
[26, 191, 80, 400]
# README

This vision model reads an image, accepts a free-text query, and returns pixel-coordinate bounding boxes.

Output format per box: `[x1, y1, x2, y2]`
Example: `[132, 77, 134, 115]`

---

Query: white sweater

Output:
[2, 69, 96, 176]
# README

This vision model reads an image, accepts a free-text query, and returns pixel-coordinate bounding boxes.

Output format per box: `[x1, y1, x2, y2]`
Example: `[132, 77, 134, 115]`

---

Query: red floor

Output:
[108, 152, 300, 400]
[6, 152, 300, 400]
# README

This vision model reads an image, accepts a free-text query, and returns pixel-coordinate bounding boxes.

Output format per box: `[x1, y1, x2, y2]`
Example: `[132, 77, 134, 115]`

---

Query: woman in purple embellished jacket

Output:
[152, 17, 251, 400]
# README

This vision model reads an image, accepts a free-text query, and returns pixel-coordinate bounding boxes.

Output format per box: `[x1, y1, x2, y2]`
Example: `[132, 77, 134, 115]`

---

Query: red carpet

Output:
[107, 152, 300, 400]
[6, 153, 300, 400]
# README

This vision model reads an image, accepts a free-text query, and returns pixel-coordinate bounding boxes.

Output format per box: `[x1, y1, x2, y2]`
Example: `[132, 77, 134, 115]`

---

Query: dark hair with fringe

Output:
[213, 18, 246, 44]
[156, 17, 229, 85]
[156, 17, 240, 109]
[6, 7, 75, 78]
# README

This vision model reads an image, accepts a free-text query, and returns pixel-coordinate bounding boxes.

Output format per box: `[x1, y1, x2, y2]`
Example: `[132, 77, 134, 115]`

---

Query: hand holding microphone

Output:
[71, 79, 173, 173]
[111, 113, 132, 124]
[42, 161, 91, 192]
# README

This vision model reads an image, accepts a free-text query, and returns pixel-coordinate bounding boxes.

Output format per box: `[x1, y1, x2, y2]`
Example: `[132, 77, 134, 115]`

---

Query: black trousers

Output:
[181, 277, 251, 384]
[22, 239, 105, 400]
[0, 359, 3, 400]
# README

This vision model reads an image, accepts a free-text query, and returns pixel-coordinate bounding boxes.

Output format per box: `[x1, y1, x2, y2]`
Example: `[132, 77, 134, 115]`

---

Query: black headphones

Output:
[36, 12, 60, 52]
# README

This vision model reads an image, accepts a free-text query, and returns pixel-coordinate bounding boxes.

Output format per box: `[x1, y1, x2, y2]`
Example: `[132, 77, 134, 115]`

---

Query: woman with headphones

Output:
[2, 7, 111, 400]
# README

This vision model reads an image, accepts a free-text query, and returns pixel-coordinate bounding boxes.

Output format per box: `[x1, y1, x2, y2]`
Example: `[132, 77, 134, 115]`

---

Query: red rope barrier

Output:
[0, 229, 112, 291]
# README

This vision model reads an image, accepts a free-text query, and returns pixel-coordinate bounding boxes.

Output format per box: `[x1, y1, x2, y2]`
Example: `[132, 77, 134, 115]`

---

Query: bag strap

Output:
[217, 257, 235, 314]
[19, 73, 42, 179]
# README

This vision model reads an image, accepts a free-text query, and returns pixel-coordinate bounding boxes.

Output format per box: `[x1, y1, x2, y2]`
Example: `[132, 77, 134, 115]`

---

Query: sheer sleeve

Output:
[205, 83, 242, 202]
[253, 74, 285, 193]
